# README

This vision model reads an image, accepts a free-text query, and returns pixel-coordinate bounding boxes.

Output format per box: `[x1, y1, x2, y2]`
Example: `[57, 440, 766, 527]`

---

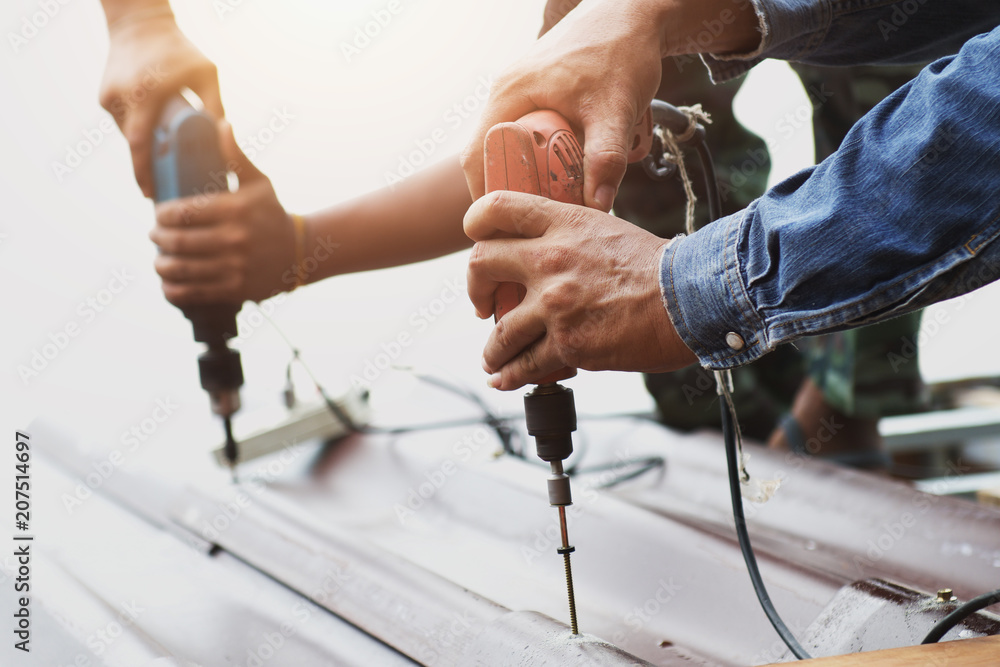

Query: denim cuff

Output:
[701, 0, 831, 82]
[659, 210, 770, 370]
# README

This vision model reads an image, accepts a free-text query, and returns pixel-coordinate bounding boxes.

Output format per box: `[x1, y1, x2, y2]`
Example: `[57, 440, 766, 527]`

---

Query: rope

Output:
[653, 104, 711, 235]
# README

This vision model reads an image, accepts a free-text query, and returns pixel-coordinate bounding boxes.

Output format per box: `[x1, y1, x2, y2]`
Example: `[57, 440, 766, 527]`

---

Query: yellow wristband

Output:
[291, 213, 307, 290]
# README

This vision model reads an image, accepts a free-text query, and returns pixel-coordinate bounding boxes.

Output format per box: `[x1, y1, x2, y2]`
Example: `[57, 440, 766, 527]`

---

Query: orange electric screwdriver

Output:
[483, 109, 652, 635]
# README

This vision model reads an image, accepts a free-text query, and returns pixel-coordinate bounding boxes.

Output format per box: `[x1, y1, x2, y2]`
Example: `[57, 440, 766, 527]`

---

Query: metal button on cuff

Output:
[725, 332, 745, 351]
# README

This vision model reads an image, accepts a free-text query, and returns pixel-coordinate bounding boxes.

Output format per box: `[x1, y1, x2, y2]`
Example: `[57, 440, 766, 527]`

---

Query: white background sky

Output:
[1, 0, 997, 476]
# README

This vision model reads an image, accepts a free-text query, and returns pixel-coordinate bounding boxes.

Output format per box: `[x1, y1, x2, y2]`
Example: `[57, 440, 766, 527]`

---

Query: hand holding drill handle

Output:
[477, 107, 654, 382]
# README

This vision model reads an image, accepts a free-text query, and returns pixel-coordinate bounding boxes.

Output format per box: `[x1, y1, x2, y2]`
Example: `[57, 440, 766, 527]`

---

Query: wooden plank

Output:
[977, 487, 1000, 508]
[766, 635, 1000, 666]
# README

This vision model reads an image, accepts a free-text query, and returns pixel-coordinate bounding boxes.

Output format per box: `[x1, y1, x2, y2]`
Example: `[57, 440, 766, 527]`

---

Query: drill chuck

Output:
[197, 346, 244, 417]
[524, 383, 577, 462]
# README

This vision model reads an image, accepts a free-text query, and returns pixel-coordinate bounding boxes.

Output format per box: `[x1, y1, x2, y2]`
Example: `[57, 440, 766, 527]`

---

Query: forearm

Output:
[654, 0, 761, 57]
[663, 27, 1000, 369]
[98, 0, 173, 29]
[301, 157, 472, 282]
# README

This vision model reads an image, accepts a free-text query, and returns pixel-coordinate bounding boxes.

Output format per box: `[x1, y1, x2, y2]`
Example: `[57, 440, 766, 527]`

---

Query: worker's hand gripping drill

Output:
[482, 109, 652, 635]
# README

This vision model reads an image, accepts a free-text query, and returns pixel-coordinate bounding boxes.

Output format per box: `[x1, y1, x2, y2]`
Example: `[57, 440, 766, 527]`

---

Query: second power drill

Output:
[152, 96, 244, 481]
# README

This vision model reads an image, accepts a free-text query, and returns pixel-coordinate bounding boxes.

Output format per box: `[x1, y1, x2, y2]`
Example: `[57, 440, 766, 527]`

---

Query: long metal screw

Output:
[557, 505, 579, 635]
[561, 549, 579, 634]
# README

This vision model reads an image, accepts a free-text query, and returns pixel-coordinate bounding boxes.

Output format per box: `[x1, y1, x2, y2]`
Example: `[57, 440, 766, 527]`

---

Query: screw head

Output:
[936, 588, 956, 603]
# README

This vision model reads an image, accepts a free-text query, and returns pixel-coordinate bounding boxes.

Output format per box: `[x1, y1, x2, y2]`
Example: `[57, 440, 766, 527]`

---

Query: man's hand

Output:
[465, 191, 697, 390]
[100, 11, 223, 197]
[463, 0, 762, 213]
[538, 0, 582, 36]
[462, 0, 665, 213]
[150, 122, 296, 306]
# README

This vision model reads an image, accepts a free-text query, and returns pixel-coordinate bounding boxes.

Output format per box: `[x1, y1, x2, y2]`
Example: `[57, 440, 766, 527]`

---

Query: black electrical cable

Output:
[686, 123, 812, 659]
[403, 371, 517, 455]
[259, 308, 363, 434]
[258, 305, 514, 446]
[362, 415, 510, 435]
[687, 111, 1000, 659]
[259, 305, 666, 482]
[250, 291, 1000, 652]
[694, 140, 722, 224]
[922, 588, 1000, 644]
[591, 456, 665, 488]
[721, 394, 812, 660]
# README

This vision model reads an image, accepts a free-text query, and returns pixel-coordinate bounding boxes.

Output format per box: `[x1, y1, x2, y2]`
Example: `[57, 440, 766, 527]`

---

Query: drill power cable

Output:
[719, 380, 811, 660]
[668, 113, 811, 659]
[674, 101, 1000, 659]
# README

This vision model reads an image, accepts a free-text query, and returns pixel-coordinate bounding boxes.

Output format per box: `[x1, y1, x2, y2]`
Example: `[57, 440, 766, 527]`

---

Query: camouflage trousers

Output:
[617, 62, 928, 438]
[642, 314, 926, 440]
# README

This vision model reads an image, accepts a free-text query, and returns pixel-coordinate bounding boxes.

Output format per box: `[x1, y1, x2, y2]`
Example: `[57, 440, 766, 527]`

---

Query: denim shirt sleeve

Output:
[703, 0, 1000, 82]
[662, 26, 1000, 370]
